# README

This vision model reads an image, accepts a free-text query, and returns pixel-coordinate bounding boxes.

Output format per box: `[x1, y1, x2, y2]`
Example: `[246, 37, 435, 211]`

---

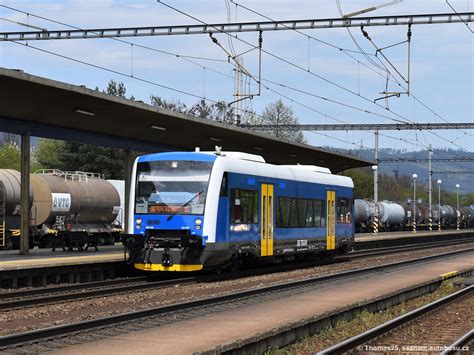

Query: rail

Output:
[0, 248, 472, 351]
[318, 285, 473, 354]
[1, 239, 472, 310]
[441, 329, 474, 355]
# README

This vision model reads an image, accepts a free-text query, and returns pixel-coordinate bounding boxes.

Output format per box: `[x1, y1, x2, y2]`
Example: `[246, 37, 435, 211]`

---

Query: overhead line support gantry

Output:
[1, 12, 473, 41]
[240, 123, 474, 131]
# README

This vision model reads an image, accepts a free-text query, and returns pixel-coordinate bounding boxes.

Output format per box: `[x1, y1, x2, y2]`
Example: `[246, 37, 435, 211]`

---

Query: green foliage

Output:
[105, 79, 127, 98]
[344, 168, 373, 199]
[35, 139, 65, 170]
[0, 143, 21, 170]
[0, 143, 42, 172]
[58, 142, 124, 179]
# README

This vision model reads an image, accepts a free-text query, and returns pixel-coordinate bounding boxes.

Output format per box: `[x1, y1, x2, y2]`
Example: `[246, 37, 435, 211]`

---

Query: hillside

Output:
[337, 148, 474, 193]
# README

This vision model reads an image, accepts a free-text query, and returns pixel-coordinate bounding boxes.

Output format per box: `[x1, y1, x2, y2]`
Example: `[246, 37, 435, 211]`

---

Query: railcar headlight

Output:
[194, 219, 202, 225]
[136, 218, 142, 225]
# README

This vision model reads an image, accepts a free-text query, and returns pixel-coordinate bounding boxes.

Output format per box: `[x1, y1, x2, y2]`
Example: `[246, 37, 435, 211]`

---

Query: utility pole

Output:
[428, 145, 433, 231]
[372, 130, 379, 235]
[233, 56, 243, 125]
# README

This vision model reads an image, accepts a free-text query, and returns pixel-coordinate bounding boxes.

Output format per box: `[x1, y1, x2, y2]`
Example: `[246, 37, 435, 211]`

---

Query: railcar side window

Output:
[230, 189, 258, 224]
[305, 200, 315, 227]
[288, 198, 299, 228]
[277, 197, 291, 227]
[313, 200, 325, 227]
[277, 197, 325, 228]
[337, 197, 352, 224]
[219, 172, 228, 197]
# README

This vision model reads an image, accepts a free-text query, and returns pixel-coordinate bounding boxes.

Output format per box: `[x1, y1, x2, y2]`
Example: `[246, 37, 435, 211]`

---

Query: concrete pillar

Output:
[20, 132, 30, 255]
[124, 148, 134, 234]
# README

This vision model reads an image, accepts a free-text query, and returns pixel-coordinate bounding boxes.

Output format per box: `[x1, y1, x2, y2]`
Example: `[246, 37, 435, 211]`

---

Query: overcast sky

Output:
[1, 0, 473, 156]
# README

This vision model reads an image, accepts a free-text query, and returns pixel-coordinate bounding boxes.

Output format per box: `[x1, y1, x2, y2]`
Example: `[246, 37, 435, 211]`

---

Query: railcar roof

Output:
[0, 68, 373, 173]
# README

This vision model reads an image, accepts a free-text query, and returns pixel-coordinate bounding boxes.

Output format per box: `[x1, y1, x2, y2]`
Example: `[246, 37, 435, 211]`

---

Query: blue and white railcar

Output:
[124, 151, 354, 271]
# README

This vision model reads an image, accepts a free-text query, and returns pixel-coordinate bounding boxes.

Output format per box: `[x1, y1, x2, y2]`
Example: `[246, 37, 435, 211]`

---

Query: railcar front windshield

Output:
[135, 160, 213, 215]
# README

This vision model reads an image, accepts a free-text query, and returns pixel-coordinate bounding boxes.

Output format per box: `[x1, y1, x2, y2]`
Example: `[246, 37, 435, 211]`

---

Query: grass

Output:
[269, 281, 461, 354]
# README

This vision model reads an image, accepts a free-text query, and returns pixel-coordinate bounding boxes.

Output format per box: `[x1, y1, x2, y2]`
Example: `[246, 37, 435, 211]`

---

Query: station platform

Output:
[355, 229, 474, 242]
[0, 246, 125, 288]
[0, 245, 124, 272]
[0, 229, 471, 272]
[54, 251, 474, 354]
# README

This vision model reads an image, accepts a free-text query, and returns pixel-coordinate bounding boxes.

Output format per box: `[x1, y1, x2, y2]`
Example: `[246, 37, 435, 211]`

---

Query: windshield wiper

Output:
[166, 189, 204, 222]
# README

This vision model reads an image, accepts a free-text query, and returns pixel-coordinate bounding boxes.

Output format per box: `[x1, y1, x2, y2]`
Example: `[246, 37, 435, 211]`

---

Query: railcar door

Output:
[326, 190, 336, 250]
[260, 183, 274, 257]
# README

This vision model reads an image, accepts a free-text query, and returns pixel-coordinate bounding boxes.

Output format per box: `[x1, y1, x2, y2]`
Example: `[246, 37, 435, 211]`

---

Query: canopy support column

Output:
[20, 131, 30, 254]
[124, 148, 134, 234]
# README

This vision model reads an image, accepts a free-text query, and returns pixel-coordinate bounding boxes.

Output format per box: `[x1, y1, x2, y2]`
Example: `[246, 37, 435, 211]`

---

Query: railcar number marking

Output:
[297, 239, 308, 247]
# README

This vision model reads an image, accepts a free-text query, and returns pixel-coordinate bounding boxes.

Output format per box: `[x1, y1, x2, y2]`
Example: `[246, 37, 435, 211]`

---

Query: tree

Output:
[0, 143, 21, 170]
[150, 96, 235, 124]
[0, 142, 42, 171]
[58, 142, 124, 179]
[35, 139, 65, 170]
[260, 100, 306, 144]
[150, 96, 188, 113]
[105, 79, 127, 98]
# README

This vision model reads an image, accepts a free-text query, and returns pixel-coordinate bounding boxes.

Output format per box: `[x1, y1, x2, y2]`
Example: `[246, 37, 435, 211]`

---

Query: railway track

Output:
[0, 248, 472, 353]
[319, 284, 473, 354]
[0, 238, 473, 312]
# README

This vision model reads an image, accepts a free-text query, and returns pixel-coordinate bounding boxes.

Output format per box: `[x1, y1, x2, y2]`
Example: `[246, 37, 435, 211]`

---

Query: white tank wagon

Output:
[0, 169, 122, 250]
[378, 201, 405, 230]
[106, 179, 125, 230]
[354, 199, 371, 232]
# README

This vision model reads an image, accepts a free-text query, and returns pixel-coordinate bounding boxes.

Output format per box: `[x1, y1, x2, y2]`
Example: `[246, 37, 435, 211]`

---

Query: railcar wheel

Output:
[229, 255, 243, 272]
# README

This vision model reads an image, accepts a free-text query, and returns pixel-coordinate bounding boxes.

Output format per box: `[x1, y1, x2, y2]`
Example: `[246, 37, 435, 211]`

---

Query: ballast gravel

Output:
[0, 243, 472, 336]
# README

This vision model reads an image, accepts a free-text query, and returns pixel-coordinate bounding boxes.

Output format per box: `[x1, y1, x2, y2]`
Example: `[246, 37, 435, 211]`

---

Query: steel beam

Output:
[379, 158, 474, 163]
[20, 132, 30, 255]
[1, 12, 472, 41]
[124, 148, 134, 234]
[241, 123, 474, 131]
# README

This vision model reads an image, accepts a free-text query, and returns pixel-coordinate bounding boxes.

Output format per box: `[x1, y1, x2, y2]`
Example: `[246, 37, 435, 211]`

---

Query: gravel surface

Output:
[0, 244, 472, 336]
[369, 292, 473, 353]
[273, 281, 465, 354]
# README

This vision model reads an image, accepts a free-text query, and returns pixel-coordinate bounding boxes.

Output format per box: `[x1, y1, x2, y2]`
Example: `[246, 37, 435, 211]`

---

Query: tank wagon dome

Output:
[31, 170, 121, 226]
[0, 169, 32, 215]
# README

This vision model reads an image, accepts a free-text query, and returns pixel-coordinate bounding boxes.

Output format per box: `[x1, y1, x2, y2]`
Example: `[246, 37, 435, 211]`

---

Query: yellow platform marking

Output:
[440, 270, 458, 280]
[134, 263, 203, 272]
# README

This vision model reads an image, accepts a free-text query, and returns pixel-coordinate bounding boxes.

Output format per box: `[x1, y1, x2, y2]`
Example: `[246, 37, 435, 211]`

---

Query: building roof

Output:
[0, 68, 373, 173]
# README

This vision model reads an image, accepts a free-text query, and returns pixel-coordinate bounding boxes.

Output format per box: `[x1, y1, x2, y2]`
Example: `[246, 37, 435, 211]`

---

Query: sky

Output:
[0, 0, 473, 159]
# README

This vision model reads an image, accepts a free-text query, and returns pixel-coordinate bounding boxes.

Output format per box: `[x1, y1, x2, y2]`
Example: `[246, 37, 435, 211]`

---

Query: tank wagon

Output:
[354, 198, 474, 233]
[0, 169, 123, 250]
[123, 151, 354, 272]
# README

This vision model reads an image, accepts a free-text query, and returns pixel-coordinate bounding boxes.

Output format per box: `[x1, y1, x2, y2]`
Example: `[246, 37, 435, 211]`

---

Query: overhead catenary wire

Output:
[5, 2, 468, 148]
[0, 3, 394, 132]
[230, 0, 474, 143]
[156, 1, 472, 152]
[446, 0, 474, 33]
[2, 2, 470, 156]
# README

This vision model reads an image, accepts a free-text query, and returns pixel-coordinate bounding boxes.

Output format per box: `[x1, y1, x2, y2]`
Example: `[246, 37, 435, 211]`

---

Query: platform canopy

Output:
[0, 67, 372, 173]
